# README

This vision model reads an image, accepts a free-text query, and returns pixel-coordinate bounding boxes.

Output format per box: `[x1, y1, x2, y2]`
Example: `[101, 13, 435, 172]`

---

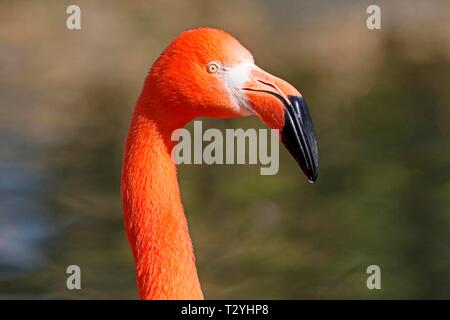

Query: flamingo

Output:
[121, 28, 319, 300]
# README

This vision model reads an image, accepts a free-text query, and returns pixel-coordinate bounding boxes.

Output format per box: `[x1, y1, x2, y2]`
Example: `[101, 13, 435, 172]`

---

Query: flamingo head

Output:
[150, 28, 319, 182]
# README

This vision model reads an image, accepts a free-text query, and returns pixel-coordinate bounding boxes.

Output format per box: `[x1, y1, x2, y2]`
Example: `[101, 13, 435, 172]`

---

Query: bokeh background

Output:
[1, 0, 449, 299]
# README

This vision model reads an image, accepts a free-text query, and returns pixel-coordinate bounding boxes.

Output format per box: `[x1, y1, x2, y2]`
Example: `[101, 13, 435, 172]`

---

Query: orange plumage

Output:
[121, 27, 318, 299]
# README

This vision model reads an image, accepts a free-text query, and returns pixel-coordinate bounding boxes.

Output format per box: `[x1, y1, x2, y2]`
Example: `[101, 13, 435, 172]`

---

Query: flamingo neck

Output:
[121, 91, 203, 300]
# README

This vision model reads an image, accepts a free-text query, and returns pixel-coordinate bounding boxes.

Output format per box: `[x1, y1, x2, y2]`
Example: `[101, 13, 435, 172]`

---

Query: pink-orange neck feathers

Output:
[121, 79, 203, 300]
[121, 27, 256, 300]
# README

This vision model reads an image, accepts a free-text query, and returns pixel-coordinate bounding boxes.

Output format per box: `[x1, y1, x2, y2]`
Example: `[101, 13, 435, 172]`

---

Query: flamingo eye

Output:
[207, 61, 221, 74]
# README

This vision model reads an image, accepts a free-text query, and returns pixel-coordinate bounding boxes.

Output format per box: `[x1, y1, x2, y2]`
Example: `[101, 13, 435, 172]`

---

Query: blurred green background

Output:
[0, 0, 449, 299]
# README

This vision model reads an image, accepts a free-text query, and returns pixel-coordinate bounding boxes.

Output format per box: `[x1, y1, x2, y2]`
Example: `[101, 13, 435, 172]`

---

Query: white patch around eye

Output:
[221, 61, 255, 116]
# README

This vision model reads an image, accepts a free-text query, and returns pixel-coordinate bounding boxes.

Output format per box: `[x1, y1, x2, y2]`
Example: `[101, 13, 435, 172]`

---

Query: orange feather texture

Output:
[121, 28, 291, 299]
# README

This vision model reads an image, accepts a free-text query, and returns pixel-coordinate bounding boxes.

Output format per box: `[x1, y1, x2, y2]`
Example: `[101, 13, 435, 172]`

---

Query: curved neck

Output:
[121, 89, 203, 299]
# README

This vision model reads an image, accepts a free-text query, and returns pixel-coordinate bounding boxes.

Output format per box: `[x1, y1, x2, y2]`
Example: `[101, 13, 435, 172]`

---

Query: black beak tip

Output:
[291, 153, 319, 184]
[282, 95, 319, 184]
[307, 171, 318, 184]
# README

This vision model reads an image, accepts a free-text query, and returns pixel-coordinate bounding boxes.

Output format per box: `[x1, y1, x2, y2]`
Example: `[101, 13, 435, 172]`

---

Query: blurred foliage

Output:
[0, 0, 449, 299]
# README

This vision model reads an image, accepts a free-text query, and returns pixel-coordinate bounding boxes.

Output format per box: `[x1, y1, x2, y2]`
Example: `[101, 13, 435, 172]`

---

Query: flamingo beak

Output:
[241, 66, 319, 182]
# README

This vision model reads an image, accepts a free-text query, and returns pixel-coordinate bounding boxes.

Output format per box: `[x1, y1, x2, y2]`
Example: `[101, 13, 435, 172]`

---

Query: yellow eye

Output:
[207, 61, 220, 74]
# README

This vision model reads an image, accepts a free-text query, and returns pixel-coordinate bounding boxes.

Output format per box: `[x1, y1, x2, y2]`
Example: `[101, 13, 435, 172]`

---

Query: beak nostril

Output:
[256, 79, 278, 91]
[253, 79, 291, 104]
